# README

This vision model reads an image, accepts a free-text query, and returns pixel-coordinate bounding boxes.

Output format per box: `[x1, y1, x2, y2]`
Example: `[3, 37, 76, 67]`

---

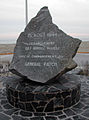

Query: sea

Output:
[0, 40, 16, 44]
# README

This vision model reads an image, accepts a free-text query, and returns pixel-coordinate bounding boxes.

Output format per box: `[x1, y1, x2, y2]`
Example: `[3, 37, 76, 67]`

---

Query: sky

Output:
[0, 0, 89, 44]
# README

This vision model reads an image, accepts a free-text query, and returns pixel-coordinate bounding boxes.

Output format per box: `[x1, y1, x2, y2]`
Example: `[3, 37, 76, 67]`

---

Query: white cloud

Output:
[0, 0, 89, 42]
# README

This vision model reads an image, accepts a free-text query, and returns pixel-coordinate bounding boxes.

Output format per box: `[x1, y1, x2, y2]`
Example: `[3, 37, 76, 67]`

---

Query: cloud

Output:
[0, 33, 18, 39]
[69, 33, 89, 37]
[0, 0, 89, 43]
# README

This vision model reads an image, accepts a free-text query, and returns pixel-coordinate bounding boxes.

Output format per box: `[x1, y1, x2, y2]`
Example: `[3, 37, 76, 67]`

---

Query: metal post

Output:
[25, 0, 28, 25]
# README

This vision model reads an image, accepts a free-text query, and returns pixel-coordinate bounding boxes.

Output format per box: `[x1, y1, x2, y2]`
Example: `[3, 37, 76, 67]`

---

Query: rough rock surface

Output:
[6, 74, 81, 112]
[9, 6, 81, 83]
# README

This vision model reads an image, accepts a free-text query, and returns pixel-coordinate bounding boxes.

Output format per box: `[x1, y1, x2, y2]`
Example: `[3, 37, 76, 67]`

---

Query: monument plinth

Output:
[9, 6, 81, 83]
[6, 74, 81, 112]
[6, 6, 81, 112]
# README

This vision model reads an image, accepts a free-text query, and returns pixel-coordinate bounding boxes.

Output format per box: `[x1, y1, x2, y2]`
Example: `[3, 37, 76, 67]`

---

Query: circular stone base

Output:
[6, 74, 81, 112]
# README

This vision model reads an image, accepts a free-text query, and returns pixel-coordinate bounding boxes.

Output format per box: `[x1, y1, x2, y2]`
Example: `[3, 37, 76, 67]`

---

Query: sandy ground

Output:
[0, 44, 15, 54]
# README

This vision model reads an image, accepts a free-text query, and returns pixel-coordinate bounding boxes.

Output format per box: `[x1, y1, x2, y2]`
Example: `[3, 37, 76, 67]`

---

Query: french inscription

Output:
[9, 6, 81, 83]
[22, 32, 61, 67]
[19, 55, 63, 59]
[27, 32, 45, 38]
[25, 62, 57, 67]
[22, 41, 55, 46]
[25, 62, 41, 67]
[44, 62, 57, 66]
[27, 32, 59, 38]
[24, 46, 60, 51]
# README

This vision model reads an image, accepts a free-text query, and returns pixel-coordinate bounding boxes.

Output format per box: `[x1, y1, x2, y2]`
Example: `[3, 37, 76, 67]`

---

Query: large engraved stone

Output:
[9, 6, 81, 83]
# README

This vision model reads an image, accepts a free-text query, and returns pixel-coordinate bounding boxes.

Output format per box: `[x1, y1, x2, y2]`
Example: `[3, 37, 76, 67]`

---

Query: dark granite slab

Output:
[9, 6, 81, 83]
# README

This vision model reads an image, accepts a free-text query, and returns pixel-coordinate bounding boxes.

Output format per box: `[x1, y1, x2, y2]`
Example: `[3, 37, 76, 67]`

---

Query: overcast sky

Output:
[0, 0, 89, 43]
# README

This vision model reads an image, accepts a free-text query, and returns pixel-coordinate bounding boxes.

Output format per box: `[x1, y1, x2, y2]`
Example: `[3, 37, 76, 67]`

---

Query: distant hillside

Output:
[0, 41, 89, 54]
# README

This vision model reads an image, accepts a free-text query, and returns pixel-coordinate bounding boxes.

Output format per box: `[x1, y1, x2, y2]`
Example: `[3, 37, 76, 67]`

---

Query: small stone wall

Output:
[6, 74, 81, 112]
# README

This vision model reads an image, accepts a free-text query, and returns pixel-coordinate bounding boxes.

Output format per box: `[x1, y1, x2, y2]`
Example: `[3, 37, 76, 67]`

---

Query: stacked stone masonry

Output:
[6, 74, 81, 112]
[0, 75, 89, 120]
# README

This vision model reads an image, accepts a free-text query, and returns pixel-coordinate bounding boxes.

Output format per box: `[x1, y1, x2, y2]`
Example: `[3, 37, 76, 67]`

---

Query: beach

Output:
[0, 44, 15, 54]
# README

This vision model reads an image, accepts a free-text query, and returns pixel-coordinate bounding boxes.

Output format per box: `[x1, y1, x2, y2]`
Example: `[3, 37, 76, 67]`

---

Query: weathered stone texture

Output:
[9, 7, 81, 83]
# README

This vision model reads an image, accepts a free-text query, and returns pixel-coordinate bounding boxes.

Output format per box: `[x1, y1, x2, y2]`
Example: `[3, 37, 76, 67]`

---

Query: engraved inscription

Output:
[9, 7, 81, 83]
[20, 32, 63, 67]
[27, 32, 59, 38]
[22, 41, 55, 46]
[25, 62, 57, 67]
[44, 62, 57, 66]
[25, 62, 41, 67]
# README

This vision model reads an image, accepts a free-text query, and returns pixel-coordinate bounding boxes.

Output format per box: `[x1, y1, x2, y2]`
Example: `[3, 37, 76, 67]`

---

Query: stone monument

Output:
[6, 6, 81, 112]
